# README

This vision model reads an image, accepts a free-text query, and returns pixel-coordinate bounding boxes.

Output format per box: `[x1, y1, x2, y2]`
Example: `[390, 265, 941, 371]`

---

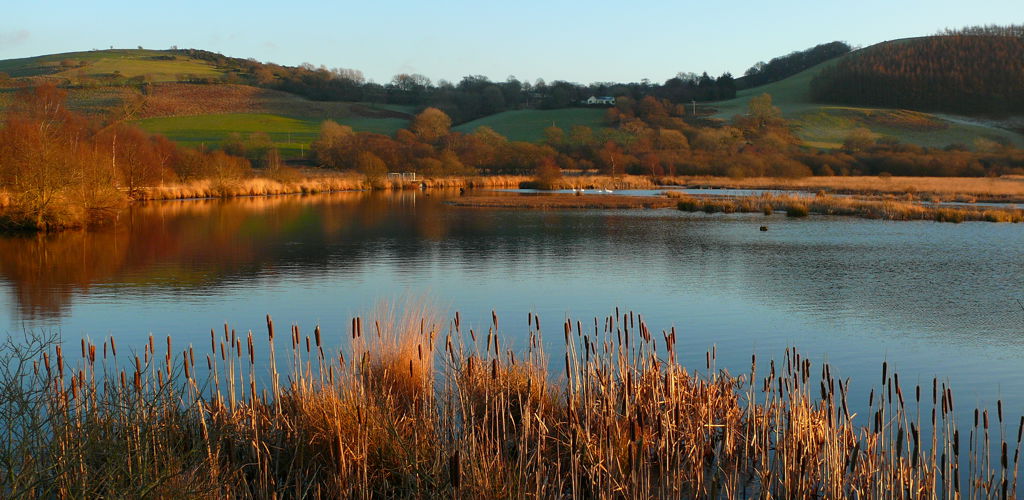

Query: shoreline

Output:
[5, 174, 1024, 232]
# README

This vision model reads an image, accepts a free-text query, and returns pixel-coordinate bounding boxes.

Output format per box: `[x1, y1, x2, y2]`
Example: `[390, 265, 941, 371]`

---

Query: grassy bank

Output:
[0, 307, 1018, 497]
[671, 191, 1024, 222]
[134, 174, 537, 201]
[134, 174, 657, 201]
[660, 175, 1024, 203]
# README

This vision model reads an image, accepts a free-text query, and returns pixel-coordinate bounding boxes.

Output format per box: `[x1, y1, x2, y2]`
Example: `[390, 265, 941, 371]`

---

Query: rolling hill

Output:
[0, 49, 413, 158]
[710, 37, 1024, 149]
[1, 41, 1022, 157]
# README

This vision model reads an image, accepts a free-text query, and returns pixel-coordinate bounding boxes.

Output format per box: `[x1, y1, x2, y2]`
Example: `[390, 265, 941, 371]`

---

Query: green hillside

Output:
[0, 49, 411, 159]
[135, 112, 408, 158]
[453, 108, 609, 142]
[2, 46, 1022, 155]
[710, 42, 1024, 149]
[0, 49, 223, 82]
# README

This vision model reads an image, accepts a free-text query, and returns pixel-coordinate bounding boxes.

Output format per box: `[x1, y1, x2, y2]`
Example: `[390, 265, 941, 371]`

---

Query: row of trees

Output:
[738, 41, 851, 89]
[0, 84, 252, 230]
[810, 33, 1024, 115]
[170, 48, 738, 123]
[309, 96, 1024, 181]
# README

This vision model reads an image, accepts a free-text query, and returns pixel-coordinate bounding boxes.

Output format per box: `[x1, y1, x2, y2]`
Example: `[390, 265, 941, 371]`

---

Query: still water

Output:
[1, 190, 1023, 418]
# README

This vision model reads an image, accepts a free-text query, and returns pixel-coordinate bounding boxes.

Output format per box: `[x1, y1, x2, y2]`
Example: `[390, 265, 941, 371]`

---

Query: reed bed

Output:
[659, 176, 1024, 204]
[135, 175, 369, 201]
[1, 307, 1020, 498]
[671, 192, 1024, 223]
[135, 174, 656, 202]
[526, 175, 658, 190]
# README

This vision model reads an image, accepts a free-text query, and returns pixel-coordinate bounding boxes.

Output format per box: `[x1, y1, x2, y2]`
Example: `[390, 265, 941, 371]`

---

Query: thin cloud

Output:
[0, 30, 30, 49]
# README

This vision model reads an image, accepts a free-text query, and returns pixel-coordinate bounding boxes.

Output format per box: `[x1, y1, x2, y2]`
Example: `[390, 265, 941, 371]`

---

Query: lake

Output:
[1, 190, 1023, 422]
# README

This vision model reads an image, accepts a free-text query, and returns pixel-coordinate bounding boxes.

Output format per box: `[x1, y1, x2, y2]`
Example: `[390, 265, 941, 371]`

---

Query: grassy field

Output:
[0, 49, 223, 82]
[711, 52, 1024, 149]
[135, 112, 409, 158]
[453, 108, 609, 141]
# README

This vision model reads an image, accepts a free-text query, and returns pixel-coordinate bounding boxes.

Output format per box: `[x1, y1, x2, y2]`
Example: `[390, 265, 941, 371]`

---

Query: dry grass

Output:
[673, 192, 1024, 223]
[136, 175, 367, 200]
[527, 175, 658, 190]
[661, 175, 1024, 203]
[1, 305, 1020, 498]
[134, 174, 655, 202]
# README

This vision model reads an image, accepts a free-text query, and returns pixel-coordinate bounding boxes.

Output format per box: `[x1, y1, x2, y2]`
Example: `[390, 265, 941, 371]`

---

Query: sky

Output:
[1, 0, 1021, 85]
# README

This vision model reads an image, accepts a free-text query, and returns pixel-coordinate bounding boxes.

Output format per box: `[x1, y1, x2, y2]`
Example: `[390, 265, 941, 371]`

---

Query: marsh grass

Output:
[660, 175, 1024, 203]
[1, 306, 1020, 498]
[674, 193, 1024, 223]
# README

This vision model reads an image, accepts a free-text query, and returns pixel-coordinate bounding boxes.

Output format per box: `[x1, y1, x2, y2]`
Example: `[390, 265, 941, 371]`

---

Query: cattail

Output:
[449, 450, 462, 490]
[314, 325, 321, 347]
[110, 337, 117, 356]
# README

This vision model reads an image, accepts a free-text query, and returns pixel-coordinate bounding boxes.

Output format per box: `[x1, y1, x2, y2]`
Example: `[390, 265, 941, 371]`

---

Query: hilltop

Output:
[0, 49, 414, 158]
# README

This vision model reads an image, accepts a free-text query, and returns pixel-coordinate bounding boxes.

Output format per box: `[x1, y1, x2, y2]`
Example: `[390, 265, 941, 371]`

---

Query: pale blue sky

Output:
[1, 1, 1020, 84]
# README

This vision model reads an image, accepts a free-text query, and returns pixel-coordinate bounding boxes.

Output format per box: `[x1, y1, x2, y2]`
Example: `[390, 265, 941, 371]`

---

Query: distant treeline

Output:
[810, 30, 1024, 115]
[170, 48, 738, 123]
[737, 41, 851, 89]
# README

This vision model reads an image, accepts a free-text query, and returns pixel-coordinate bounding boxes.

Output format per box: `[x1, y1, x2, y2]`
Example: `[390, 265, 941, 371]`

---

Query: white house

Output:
[583, 95, 616, 106]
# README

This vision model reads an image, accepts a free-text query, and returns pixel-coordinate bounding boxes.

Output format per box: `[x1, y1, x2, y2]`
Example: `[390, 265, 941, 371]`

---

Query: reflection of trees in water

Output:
[0, 191, 461, 320]
[2, 196, 1018, 343]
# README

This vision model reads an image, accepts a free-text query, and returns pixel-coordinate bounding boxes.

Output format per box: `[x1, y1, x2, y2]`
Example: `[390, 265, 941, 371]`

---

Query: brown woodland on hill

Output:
[810, 32, 1024, 115]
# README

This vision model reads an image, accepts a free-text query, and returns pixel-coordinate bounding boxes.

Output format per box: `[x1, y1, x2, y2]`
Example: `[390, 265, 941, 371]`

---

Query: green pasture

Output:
[0, 49, 223, 82]
[453, 108, 610, 142]
[135, 112, 409, 158]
